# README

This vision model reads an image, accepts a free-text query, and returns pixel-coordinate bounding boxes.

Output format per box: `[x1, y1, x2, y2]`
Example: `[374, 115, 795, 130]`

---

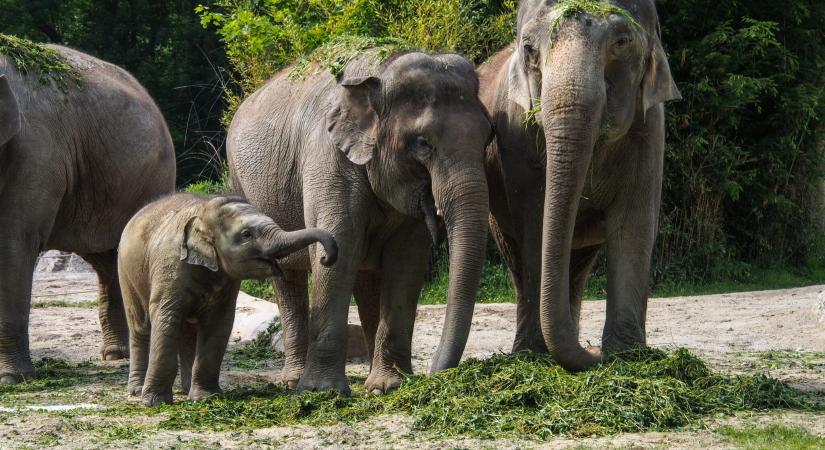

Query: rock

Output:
[815, 292, 825, 324]
[347, 324, 369, 359]
[35, 251, 92, 273]
[231, 292, 280, 344]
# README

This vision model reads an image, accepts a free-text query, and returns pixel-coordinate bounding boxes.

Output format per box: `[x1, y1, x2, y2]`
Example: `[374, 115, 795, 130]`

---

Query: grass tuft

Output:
[159, 348, 816, 438]
[718, 424, 825, 450]
[0, 34, 79, 89]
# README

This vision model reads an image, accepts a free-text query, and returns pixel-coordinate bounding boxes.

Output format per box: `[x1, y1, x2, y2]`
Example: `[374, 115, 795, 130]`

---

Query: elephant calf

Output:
[118, 194, 337, 406]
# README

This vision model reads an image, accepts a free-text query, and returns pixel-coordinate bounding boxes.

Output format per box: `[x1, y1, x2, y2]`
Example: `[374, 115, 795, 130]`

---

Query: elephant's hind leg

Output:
[353, 271, 381, 364]
[272, 270, 309, 389]
[570, 246, 601, 342]
[178, 322, 197, 395]
[82, 250, 129, 360]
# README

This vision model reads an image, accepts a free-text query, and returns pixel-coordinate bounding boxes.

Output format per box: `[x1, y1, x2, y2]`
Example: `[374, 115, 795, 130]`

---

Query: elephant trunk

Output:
[429, 166, 489, 373]
[267, 227, 338, 266]
[538, 38, 604, 371]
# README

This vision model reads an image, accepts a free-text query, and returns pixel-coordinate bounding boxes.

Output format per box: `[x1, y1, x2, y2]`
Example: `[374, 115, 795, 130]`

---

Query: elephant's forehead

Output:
[384, 67, 475, 106]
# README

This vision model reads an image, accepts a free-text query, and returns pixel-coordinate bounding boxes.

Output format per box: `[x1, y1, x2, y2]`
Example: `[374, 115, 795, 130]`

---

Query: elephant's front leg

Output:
[189, 287, 238, 402]
[81, 250, 130, 361]
[142, 298, 185, 406]
[365, 222, 430, 394]
[298, 240, 358, 395]
[0, 238, 39, 385]
[602, 205, 656, 352]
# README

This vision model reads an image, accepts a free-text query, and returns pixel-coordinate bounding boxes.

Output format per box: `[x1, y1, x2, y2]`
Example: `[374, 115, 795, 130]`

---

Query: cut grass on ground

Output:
[159, 348, 818, 439]
[32, 300, 97, 309]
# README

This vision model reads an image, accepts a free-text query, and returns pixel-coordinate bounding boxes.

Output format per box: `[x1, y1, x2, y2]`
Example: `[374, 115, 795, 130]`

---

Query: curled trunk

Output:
[271, 228, 339, 266]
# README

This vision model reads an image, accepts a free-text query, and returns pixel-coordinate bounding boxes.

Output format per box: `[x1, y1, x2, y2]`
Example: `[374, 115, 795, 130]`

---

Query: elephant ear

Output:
[0, 75, 22, 147]
[641, 26, 681, 120]
[180, 216, 219, 272]
[507, 50, 534, 112]
[326, 76, 382, 165]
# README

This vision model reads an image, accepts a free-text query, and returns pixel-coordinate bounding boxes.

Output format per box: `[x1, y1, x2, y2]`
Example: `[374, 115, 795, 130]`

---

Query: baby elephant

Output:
[118, 194, 337, 406]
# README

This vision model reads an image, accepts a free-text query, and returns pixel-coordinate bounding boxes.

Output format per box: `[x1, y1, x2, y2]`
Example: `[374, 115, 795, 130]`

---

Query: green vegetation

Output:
[159, 348, 815, 438]
[548, 0, 639, 42]
[718, 424, 825, 450]
[0, 33, 78, 87]
[31, 300, 98, 309]
[289, 35, 407, 79]
[183, 165, 231, 195]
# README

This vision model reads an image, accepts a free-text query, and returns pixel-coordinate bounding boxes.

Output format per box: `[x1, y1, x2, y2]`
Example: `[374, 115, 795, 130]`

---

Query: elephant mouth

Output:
[256, 257, 283, 277]
[421, 189, 446, 245]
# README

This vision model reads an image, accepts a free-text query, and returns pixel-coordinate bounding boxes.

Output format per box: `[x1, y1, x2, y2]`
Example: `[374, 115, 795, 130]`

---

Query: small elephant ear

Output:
[0, 75, 22, 147]
[326, 76, 381, 165]
[507, 51, 534, 112]
[641, 26, 682, 120]
[180, 216, 219, 272]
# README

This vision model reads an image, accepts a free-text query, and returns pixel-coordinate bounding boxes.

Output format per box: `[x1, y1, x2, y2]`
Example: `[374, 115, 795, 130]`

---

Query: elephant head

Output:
[510, 0, 680, 370]
[327, 52, 493, 372]
[181, 196, 338, 280]
[0, 75, 21, 147]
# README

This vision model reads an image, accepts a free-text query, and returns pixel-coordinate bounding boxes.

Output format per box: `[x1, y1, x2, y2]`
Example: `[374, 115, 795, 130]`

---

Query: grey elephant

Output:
[0, 37, 175, 384]
[479, 0, 681, 370]
[118, 193, 338, 406]
[227, 48, 493, 394]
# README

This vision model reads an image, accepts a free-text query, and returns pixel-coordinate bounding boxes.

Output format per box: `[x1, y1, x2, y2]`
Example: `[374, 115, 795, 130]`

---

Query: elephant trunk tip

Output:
[318, 233, 338, 267]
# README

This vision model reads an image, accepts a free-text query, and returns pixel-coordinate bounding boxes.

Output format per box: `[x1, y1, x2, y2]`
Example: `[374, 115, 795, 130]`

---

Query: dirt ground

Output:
[4, 272, 824, 449]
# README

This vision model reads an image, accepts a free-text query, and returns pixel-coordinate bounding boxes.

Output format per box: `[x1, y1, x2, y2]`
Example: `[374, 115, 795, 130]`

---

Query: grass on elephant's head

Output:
[289, 35, 409, 80]
[159, 348, 817, 439]
[0, 34, 79, 88]
[717, 424, 825, 450]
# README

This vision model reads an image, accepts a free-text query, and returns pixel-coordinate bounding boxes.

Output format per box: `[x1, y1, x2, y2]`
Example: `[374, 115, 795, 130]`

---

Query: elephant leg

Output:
[141, 297, 184, 406]
[178, 322, 197, 395]
[81, 250, 130, 361]
[189, 288, 237, 402]
[127, 326, 150, 397]
[353, 271, 381, 365]
[569, 246, 601, 342]
[602, 205, 656, 352]
[365, 223, 429, 394]
[271, 270, 309, 389]
[298, 244, 358, 395]
[492, 207, 546, 353]
[0, 237, 40, 385]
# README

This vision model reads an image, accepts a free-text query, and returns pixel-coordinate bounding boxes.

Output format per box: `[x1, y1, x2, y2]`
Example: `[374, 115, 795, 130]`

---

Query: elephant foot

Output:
[189, 385, 222, 402]
[0, 360, 36, 385]
[511, 333, 548, 354]
[296, 372, 351, 396]
[279, 365, 304, 390]
[364, 369, 403, 395]
[141, 388, 173, 407]
[101, 344, 129, 361]
[126, 383, 143, 397]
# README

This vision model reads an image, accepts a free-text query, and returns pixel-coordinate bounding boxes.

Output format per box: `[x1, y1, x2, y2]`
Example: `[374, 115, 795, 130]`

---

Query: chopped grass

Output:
[549, 0, 640, 40]
[288, 35, 409, 79]
[0, 34, 79, 88]
[159, 348, 817, 439]
[717, 424, 825, 450]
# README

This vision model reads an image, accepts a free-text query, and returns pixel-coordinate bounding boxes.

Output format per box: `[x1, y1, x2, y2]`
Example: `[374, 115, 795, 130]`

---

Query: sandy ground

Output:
[5, 273, 825, 448]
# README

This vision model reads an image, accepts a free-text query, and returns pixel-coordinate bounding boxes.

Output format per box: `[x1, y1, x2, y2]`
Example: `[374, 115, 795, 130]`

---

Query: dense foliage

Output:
[0, 0, 229, 184]
[195, 0, 825, 286]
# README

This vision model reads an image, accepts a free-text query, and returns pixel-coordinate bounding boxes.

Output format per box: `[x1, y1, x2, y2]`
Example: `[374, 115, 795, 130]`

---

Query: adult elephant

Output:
[0, 38, 175, 384]
[228, 48, 492, 394]
[479, 0, 680, 370]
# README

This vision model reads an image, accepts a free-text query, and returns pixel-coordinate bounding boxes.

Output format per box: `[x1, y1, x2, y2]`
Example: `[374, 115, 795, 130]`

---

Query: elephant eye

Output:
[240, 229, 253, 240]
[523, 43, 539, 65]
[615, 35, 633, 48]
[412, 136, 434, 160]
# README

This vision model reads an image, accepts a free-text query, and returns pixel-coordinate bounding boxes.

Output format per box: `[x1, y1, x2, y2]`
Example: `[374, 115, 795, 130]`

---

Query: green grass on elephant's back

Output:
[158, 348, 817, 438]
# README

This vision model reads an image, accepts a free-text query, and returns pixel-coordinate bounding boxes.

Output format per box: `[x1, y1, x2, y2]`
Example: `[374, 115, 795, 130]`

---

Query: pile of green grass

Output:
[0, 34, 78, 88]
[159, 348, 815, 438]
